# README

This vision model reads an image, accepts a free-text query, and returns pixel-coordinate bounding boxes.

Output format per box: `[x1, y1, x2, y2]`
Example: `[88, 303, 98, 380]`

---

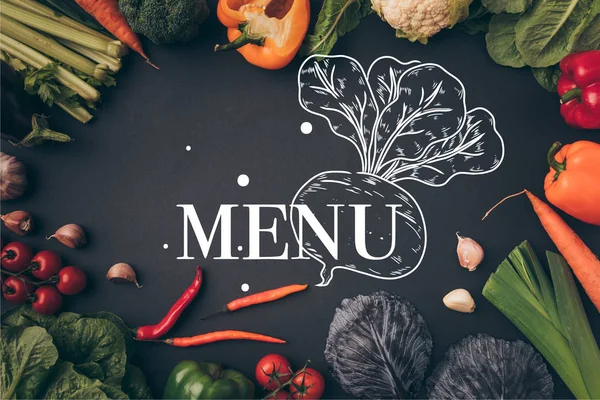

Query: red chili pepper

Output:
[164, 330, 286, 347]
[135, 266, 203, 340]
[557, 50, 600, 130]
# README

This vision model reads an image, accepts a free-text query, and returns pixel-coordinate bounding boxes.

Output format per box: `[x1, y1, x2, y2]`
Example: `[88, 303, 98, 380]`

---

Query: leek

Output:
[483, 241, 600, 399]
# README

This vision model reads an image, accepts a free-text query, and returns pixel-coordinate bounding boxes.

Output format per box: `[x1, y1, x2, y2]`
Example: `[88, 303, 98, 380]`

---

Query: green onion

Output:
[5, 0, 113, 42]
[483, 241, 600, 399]
[59, 39, 121, 72]
[0, 1, 126, 57]
[0, 33, 100, 102]
[0, 15, 108, 80]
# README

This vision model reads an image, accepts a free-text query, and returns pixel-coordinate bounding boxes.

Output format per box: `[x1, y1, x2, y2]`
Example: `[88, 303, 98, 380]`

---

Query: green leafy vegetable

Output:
[0, 306, 152, 399]
[574, 13, 600, 50]
[483, 241, 600, 399]
[1, 326, 59, 399]
[122, 364, 154, 399]
[1, 304, 57, 330]
[532, 65, 561, 91]
[49, 314, 127, 387]
[42, 361, 128, 399]
[482, 0, 532, 14]
[302, 0, 373, 56]
[514, 0, 597, 67]
[486, 14, 525, 67]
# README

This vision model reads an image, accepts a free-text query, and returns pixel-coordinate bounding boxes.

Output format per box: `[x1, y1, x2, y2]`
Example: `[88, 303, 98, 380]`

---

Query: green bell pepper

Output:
[163, 360, 255, 399]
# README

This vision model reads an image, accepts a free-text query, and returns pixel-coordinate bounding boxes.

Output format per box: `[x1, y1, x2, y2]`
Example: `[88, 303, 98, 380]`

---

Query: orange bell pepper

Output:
[215, 0, 310, 70]
[544, 141, 600, 226]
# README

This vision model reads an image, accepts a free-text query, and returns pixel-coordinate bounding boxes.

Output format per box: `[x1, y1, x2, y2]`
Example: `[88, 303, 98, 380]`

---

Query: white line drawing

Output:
[291, 55, 505, 287]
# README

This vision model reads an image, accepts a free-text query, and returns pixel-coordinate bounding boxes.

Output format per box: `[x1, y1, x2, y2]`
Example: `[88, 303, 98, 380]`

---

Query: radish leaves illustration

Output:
[293, 55, 504, 286]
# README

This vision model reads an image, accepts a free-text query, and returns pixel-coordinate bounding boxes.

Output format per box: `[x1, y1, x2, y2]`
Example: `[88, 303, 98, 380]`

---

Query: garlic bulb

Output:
[456, 232, 484, 271]
[0, 152, 27, 200]
[443, 289, 476, 313]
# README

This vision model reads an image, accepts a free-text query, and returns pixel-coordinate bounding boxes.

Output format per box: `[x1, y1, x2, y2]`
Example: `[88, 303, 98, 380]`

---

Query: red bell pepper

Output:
[557, 50, 600, 130]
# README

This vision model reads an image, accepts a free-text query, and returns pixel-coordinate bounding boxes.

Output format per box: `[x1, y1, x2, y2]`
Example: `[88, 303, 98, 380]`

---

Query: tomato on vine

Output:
[56, 266, 87, 295]
[31, 250, 62, 280]
[256, 354, 293, 391]
[267, 390, 291, 399]
[1, 242, 33, 272]
[2, 276, 33, 304]
[32, 286, 63, 315]
[289, 368, 325, 399]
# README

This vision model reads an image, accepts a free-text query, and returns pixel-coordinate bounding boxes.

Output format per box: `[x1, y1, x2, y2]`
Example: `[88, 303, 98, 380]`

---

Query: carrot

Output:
[484, 190, 600, 312]
[74, 0, 158, 68]
[226, 284, 309, 312]
[163, 331, 286, 347]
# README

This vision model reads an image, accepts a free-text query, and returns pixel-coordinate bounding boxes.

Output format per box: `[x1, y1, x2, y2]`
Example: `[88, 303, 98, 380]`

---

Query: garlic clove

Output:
[106, 263, 142, 288]
[1, 210, 33, 235]
[47, 224, 86, 248]
[456, 232, 484, 271]
[443, 289, 476, 313]
[0, 152, 27, 201]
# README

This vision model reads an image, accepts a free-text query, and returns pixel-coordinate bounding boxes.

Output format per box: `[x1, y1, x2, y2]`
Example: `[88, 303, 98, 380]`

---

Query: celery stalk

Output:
[5, 0, 113, 42]
[0, 33, 100, 102]
[56, 101, 92, 123]
[59, 40, 121, 72]
[547, 251, 600, 398]
[0, 1, 126, 57]
[0, 51, 93, 123]
[0, 15, 108, 80]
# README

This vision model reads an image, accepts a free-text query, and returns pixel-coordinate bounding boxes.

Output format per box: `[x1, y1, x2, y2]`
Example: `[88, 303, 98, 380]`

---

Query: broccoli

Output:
[118, 0, 209, 44]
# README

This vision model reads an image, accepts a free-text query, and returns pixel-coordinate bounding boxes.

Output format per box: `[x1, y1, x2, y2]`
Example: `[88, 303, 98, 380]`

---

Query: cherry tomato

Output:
[289, 368, 325, 399]
[56, 266, 87, 295]
[1, 242, 33, 272]
[2, 276, 34, 304]
[267, 390, 290, 399]
[31, 250, 62, 280]
[256, 354, 293, 391]
[32, 286, 62, 315]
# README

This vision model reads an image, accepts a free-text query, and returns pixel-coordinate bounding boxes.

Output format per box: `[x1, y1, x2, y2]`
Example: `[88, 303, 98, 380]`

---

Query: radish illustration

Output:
[292, 55, 504, 286]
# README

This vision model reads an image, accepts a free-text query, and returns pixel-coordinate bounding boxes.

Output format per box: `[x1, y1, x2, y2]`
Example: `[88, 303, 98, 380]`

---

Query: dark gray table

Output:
[2, 2, 599, 398]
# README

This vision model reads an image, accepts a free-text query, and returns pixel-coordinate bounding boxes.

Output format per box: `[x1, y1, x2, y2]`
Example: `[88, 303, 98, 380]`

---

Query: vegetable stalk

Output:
[483, 241, 600, 399]
[0, 34, 100, 102]
[0, 15, 108, 80]
[56, 102, 92, 123]
[0, 1, 127, 57]
[58, 39, 121, 72]
[5, 0, 114, 42]
[0, 51, 92, 123]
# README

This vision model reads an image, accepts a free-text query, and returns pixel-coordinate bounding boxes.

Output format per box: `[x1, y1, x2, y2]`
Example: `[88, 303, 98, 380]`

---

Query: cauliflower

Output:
[371, 0, 472, 44]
